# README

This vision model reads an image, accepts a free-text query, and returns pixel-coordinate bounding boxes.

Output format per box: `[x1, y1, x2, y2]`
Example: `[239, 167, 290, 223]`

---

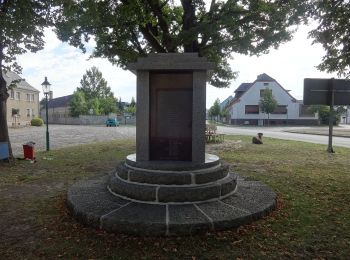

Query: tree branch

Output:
[139, 26, 166, 52]
[131, 31, 146, 55]
[145, 0, 175, 51]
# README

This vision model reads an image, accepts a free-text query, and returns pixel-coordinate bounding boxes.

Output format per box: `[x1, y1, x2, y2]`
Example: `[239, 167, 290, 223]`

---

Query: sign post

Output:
[304, 78, 350, 153]
[327, 79, 335, 153]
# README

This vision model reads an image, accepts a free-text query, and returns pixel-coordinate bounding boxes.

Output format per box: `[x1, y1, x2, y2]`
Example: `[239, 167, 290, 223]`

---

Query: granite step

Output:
[117, 162, 229, 185]
[108, 172, 237, 203]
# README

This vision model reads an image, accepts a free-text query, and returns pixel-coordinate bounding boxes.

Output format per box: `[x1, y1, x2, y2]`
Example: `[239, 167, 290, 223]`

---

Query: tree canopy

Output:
[70, 90, 88, 117]
[310, 1, 350, 77]
[208, 98, 221, 120]
[70, 67, 117, 116]
[0, 0, 50, 158]
[54, 0, 311, 87]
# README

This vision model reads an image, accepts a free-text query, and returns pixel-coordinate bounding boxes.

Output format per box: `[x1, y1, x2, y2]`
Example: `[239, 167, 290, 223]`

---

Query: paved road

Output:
[217, 125, 350, 149]
[8, 124, 350, 156]
[9, 125, 136, 156]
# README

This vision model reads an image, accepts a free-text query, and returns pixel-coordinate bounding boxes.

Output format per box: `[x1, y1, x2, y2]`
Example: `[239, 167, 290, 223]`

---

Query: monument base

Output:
[67, 154, 276, 236]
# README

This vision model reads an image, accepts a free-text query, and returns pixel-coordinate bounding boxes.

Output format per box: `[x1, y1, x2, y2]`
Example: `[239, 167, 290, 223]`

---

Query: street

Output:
[217, 125, 350, 149]
[8, 124, 350, 156]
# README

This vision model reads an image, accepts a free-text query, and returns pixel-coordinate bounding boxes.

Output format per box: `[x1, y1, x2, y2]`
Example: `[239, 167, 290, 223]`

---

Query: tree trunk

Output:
[181, 0, 199, 52]
[0, 46, 13, 159]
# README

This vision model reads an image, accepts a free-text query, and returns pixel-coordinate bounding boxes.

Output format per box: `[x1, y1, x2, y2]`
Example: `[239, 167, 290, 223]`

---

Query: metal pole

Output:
[327, 78, 335, 153]
[45, 93, 50, 151]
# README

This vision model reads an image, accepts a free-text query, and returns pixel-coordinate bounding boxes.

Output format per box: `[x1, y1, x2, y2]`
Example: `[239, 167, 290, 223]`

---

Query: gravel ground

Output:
[8, 124, 136, 156]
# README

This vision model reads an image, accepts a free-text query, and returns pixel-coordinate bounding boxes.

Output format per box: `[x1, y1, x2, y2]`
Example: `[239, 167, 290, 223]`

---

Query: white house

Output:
[225, 73, 318, 126]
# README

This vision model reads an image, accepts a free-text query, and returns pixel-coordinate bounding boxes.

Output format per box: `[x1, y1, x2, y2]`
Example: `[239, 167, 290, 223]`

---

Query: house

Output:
[40, 94, 73, 124]
[5, 71, 40, 126]
[225, 73, 318, 126]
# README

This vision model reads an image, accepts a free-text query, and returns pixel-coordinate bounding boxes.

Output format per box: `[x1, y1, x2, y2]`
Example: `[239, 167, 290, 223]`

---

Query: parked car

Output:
[106, 118, 120, 127]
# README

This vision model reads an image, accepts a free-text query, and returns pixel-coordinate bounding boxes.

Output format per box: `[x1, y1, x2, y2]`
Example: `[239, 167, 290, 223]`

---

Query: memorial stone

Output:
[67, 53, 277, 236]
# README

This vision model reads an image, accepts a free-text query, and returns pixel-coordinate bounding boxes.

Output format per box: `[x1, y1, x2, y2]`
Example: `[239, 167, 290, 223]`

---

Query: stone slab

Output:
[158, 183, 221, 203]
[108, 175, 157, 201]
[220, 174, 237, 196]
[196, 201, 251, 230]
[221, 182, 276, 219]
[129, 168, 192, 185]
[168, 204, 212, 235]
[67, 178, 128, 228]
[127, 53, 215, 71]
[126, 153, 220, 171]
[101, 203, 166, 236]
[195, 164, 229, 184]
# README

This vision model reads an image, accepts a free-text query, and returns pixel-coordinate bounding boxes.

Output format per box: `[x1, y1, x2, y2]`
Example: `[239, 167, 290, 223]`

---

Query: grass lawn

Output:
[0, 136, 350, 259]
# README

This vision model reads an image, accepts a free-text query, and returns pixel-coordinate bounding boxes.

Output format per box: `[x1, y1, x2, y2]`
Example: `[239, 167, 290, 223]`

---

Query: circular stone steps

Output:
[67, 175, 277, 236]
[67, 154, 277, 236]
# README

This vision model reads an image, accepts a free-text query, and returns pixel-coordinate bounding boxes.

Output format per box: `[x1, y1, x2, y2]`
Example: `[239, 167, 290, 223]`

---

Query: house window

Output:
[260, 88, 272, 97]
[15, 92, 20, 100]
[299, 105, 314, 117]
[245, 105, 259, 114]
[12, 108, 19, 116]
[27, 93, 31, 101]
[263, 83, 269, 86]
[27, 108, 31, 117]
[31, 94, 35, 102]
[10, 90, 14, 99]
[272, 105, 287, 114]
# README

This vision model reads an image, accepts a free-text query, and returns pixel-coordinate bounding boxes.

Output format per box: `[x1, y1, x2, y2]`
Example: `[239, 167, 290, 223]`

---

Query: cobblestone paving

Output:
[9, 124, 136, 156]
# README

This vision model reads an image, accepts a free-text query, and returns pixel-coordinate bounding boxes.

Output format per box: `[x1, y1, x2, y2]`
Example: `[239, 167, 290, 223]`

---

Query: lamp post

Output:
[42, 77, 51, 151]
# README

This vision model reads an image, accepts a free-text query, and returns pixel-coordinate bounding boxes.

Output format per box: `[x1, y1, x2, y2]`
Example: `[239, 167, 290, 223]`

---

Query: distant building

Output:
[5, 71, 40, 126]
[224, 73, 318, 126]
[40, 94, 73, 124]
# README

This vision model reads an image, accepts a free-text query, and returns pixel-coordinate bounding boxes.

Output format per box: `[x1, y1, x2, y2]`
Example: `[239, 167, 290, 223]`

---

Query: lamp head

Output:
[41, 76, 51, 94]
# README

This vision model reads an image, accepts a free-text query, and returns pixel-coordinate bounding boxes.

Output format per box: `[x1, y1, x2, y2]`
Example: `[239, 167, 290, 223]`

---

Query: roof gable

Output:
[234, 83, 252, 93]
[256, 73, 276, 82]
[226, 73, 297, 110]
[3, 71, 39, 93]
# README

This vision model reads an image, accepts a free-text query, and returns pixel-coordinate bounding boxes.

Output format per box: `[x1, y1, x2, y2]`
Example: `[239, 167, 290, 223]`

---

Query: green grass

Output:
[1, 136, 350, 259]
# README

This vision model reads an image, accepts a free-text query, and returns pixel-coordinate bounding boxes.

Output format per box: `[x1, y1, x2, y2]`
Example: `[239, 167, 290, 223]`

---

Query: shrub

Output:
[31, 117, 44, 126]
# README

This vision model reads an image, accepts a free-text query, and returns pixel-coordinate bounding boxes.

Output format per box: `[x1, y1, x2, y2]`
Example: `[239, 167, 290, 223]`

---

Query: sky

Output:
[17, 24, 337, 109]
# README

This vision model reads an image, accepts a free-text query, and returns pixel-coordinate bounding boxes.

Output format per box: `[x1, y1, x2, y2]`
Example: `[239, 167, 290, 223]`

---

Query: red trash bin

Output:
[23, 141, 36, 160]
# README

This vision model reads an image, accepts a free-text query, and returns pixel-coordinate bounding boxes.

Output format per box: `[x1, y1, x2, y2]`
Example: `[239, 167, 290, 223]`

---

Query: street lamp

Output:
[42, 76, 51, 151]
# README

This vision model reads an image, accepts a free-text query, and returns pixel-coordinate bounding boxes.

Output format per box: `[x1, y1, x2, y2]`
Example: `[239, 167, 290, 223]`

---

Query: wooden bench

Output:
[205, 124, 225, 143]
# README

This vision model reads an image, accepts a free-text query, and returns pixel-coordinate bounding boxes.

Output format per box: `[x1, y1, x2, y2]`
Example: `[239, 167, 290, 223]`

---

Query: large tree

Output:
[310, 1, 350, 77]
[77, 66, 114, 100]
[76, 67, 116, 115]
[54, 0, 310, 88]
[0, 0, 50, 158]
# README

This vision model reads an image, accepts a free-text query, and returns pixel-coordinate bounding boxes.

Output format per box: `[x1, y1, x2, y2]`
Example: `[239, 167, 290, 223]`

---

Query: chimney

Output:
[49, 91, 53, 100]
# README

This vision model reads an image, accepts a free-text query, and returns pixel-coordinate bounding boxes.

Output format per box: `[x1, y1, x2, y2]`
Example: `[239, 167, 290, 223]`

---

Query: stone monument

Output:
[67, 53, 276, 236]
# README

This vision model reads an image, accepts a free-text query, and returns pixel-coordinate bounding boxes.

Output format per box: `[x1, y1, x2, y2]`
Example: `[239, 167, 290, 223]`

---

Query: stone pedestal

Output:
[67, 53, 276, 236]
[128, 53, 212, 163]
